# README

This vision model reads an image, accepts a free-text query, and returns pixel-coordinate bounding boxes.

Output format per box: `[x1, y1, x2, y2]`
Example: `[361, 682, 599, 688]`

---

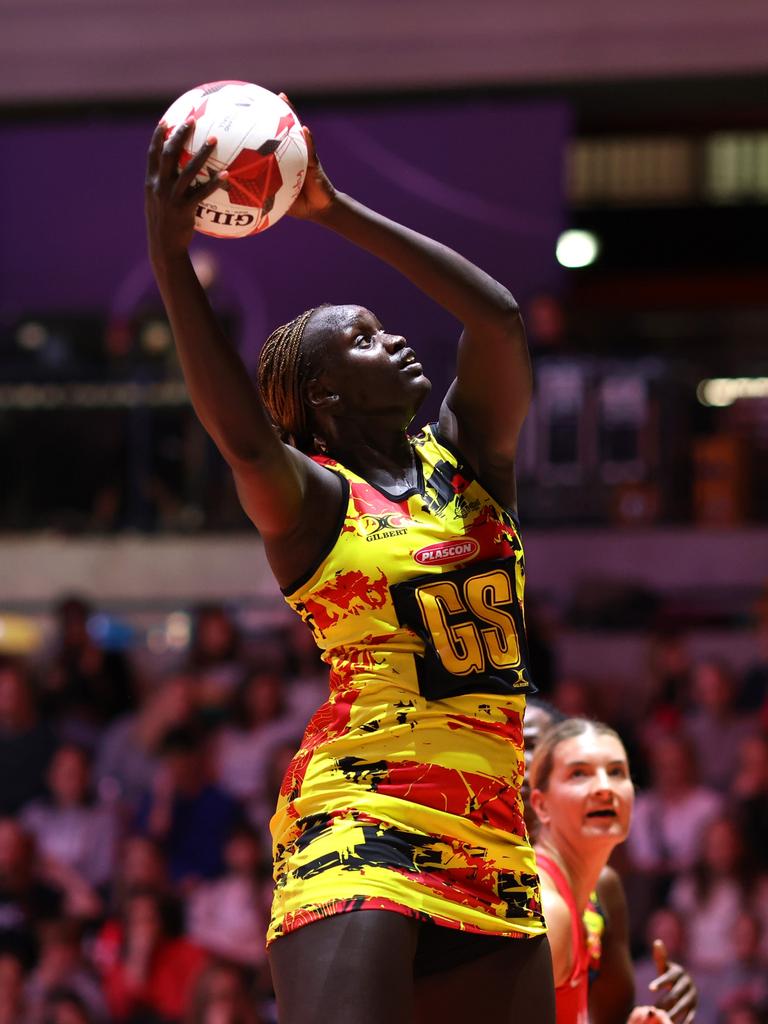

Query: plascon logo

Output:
[414, 538, 480, 566]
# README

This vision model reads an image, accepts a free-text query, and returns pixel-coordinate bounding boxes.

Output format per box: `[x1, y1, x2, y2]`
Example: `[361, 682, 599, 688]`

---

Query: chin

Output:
[582, 820, 628, 842]
[411, 374, 432, 405]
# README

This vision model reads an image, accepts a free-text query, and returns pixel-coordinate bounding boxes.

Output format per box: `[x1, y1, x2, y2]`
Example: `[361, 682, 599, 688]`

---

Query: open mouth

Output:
[399, 349, 420, 368]
[586, 809, 618, 819]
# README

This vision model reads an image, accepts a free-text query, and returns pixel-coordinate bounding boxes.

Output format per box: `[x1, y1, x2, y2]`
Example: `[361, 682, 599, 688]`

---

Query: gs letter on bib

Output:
[391, 559, 536, 701]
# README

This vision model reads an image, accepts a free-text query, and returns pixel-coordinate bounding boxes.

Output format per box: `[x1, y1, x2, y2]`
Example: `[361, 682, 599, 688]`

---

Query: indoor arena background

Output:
[0, 3, 767, 1022]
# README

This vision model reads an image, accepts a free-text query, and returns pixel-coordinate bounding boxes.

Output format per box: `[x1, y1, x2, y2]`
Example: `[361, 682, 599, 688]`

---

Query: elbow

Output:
[497, 288, 520, 318]
[486, 290, 522, 335]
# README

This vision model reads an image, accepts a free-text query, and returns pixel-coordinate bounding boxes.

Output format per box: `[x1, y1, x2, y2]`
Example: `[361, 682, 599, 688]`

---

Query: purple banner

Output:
[1, 97, 569, 416]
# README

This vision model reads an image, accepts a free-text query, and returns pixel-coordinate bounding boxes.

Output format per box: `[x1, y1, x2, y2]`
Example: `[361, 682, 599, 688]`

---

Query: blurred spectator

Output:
[625, 733, 723, 944]
[187, 606, 242, 709]
[715, 913, 768, 1021]
[95, 675, 199, 813]
[136, 727, 241, 886]
[719, 1001, 765, 1024]
[0, 950, 26, 1024]
[38, 597, 135, 744]
[627, 734, 723, 876]
[549, 676, 594, 718]
[645, 629, 692, 730]
[0, 819, 62, 966]
[185, 961, 263, 1024]
[21, 744, 119, 890]
[683, 659, 758, 792]
[0, 658, 56, 815]
[525, 292, 566, 350]
[520, 595, 556, 698]
[186, 825, 266, 969]
[214, 670, 301, 813]
[738, 585, 768, 711]
[280, 619, 324, 683]
[109, 837, 170, 914]
[253, 739, 302, 860]
[732, 735, 768, 871]
[39, 988, 95, 1024]
[25, 919, 108, 1024]
[279, 619, 329, 724]
[94, 888, 205, 1023]
[669, 816, 765, 972]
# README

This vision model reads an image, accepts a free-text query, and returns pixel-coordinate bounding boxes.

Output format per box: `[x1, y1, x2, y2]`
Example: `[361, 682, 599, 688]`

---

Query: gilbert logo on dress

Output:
[413, 538, 479, 566]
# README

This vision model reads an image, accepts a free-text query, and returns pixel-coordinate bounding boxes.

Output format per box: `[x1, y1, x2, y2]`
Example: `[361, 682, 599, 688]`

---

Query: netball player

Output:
[145, 108, 553, 1023]
[530, 717, 696, 1024]
[525, 701, 698, 1024]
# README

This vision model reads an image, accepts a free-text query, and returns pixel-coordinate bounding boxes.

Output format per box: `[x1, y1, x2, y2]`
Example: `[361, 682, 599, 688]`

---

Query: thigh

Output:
[414, 934, 555, 1024]
[268, 909, 420, 1024]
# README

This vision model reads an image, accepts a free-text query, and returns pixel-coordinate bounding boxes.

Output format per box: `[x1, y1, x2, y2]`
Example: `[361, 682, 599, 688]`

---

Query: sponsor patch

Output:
[413, 538, 480, 566]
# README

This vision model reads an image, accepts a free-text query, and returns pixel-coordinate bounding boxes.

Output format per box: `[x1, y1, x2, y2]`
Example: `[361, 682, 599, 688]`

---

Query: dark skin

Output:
[591, 880, 700, 1024]
[146, 104, 547, 1024]
[144, 108, 531, 589]
[589, 865, 635, 1024]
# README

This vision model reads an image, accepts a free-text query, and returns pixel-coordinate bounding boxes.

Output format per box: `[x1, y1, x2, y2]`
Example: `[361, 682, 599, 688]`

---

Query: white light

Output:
[165, 612, 191, 650]
[697, 377, 768, 407]
[15, 321, 48, 351]
[556, 230, 600, 268]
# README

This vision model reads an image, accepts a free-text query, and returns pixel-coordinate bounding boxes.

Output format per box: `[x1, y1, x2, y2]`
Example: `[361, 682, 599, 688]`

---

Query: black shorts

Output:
[413, 922, 519, 978]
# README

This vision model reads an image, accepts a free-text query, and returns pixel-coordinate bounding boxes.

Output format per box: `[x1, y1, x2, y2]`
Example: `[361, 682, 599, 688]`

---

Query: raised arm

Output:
[144, 121, 342, 579]
[302, 130, 531, 505]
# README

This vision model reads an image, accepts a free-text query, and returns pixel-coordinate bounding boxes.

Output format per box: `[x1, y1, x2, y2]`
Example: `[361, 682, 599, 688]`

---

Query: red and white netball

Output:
[160, 81, 308, 239]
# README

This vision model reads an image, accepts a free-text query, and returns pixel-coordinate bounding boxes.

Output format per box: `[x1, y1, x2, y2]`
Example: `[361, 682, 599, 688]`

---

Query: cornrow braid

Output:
[257, 307, 322, 451]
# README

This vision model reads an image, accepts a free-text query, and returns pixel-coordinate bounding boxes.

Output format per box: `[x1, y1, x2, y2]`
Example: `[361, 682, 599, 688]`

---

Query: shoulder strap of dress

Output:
[536, 853, 585, 985]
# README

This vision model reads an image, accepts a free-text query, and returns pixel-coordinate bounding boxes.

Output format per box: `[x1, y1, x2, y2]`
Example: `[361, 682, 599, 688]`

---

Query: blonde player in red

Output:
[145, 99, 553, 1023]
[530, 717, 694, 1024]
[524, 701, 698, 1024]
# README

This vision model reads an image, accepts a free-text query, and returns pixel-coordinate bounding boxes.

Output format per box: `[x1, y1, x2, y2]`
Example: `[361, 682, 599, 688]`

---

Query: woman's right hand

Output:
[144, 119, 227, 265]
[277, 93, 336, 221]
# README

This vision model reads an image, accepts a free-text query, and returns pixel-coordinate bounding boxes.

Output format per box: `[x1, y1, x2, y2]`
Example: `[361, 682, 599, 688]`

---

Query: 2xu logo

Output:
[414, 538, 479, 566]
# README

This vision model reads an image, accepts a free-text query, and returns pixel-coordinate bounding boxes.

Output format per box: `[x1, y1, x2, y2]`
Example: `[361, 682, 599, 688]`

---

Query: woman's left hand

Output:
[279, 93, 336, 221]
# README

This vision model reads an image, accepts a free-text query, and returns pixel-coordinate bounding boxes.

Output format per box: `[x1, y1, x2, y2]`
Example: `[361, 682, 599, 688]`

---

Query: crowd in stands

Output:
[0, 593, 766, 1023]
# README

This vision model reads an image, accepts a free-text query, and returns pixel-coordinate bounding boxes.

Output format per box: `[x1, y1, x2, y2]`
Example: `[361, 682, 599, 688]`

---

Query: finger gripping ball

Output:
[160, 81, 308, 238]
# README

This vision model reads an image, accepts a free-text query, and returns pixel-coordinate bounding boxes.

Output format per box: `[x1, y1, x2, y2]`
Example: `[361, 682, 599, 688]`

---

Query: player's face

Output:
[308, 305, 431, 421]
[534, 731, 634, 846]
[523, 705, 554, 772]
[521, 705, 555, 827]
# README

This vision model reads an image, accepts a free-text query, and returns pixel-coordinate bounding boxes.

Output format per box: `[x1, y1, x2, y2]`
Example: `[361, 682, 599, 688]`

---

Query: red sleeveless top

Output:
[536, 853, 590, 1024]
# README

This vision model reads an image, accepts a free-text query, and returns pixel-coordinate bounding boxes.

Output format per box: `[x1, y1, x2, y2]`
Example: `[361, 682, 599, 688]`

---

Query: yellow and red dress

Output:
[267, 423, 545, 944]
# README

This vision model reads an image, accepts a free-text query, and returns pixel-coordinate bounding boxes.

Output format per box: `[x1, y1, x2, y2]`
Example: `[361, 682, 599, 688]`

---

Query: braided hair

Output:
[257, 306, 328, 452]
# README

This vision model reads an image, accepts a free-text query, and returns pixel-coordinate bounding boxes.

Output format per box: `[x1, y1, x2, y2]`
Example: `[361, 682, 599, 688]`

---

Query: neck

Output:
[536, 832, 613, 912]
[325, 423, 417, 487]
[319, 400, 417, 458]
